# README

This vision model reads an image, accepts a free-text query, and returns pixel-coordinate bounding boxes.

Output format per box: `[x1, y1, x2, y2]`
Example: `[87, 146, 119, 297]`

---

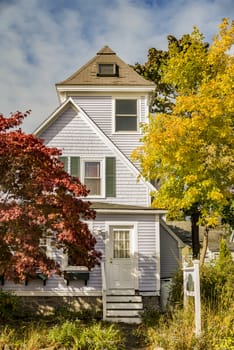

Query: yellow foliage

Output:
[133, 19, 234, 226]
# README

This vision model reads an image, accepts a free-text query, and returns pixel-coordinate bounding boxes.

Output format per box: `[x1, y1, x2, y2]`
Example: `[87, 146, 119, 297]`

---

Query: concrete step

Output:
[107, 295, 142, 303]
[107, 309, 141, 317]
[104, 289, 143, 323]
[107, 302, 143, 310]
[107, 289, 135, 296]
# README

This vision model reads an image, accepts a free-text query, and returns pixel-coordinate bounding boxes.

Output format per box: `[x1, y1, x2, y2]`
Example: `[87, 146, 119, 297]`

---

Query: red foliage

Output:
[0, 112, 101, 282]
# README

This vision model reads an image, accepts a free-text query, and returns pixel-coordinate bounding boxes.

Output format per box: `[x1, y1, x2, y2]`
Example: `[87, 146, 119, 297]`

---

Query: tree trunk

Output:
[200, 227, 209, 265]
[191, 211, 200, 259]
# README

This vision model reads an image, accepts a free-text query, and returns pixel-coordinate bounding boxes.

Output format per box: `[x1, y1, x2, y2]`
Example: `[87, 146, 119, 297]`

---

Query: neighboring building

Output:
[2, 46, 184, 323]
[167, 221, 234, 262]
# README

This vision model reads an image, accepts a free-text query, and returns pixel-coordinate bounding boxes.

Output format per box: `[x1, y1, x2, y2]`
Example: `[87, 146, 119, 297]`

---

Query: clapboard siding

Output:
[2, 228, 104, 293]
[138, 217, 159, 291]
[72, 95, 148, 163]
[72, 96, 112, 136]
[160, 224, 180, 278]
[40, 107, 150, 206]
[97, 213, 160, 292]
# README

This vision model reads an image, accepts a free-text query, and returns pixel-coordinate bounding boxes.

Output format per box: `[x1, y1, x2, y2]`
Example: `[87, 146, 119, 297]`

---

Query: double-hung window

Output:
[115, 99, 138, 132]
[83, 160, 102, 196]
[58, 156, 116, 198]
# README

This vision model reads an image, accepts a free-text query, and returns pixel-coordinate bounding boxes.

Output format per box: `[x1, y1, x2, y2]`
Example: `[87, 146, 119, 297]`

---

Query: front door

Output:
[106, 225, 137, 289]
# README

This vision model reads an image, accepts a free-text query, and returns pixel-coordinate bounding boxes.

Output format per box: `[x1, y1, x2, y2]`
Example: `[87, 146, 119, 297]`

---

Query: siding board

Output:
[40, 107, 150, 206]
[72, 95, 148, 164]
[160, 224, 180, 278]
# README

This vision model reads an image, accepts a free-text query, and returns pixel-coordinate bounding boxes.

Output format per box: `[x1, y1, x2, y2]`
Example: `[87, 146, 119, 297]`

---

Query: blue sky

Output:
[1, 0, 233, 132]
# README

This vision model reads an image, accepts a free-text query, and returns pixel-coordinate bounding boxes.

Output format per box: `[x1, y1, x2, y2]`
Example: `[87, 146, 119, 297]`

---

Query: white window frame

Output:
[105, 222, 138, 259]
[80, 158, 105, 198]
[39, 233, 55, 259]
[62, 221, 93, 271]
[98, 63, 117, 76]
[113, 98, 139, 134]
[105, 221, 139, 290]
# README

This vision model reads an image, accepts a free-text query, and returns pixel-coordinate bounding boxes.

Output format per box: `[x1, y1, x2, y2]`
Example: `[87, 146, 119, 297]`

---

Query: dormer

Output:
[97, 63, 119, 77]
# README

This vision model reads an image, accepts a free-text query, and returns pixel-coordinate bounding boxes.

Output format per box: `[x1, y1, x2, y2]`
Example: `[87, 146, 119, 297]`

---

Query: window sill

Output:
[113, 131, 141, 135]
[63, 266, 89, 272]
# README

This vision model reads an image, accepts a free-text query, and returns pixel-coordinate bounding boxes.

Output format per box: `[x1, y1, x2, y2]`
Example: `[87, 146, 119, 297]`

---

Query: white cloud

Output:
[0, 0, 233, 133]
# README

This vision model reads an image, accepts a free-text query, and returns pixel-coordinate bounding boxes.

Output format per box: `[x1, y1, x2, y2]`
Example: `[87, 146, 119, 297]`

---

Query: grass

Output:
[1, 249, 233, 349]
[0, 301, 233, 349]
[136, 303, 234, 350]
[0, 319, 125, 350]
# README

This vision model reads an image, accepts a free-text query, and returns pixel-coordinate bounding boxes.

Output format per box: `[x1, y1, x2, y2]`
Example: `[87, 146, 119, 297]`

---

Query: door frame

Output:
[105, 221, 138, 290]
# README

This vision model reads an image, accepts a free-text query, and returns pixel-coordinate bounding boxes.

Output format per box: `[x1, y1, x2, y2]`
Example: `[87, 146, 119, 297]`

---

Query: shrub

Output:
[167, 266, 183, 307]
[47, 320, 124, 350]
[0, 326, 17, 349]
[168, 239, 234, 310]
[48, 320, 82, 349]
[0, 289, 22, 321]
[140, 239, 234, 349]
[140, 309, 162, 327]
[81, 323, 124, 350]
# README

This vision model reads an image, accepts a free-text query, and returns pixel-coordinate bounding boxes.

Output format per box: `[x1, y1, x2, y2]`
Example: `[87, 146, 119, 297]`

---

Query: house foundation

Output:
[19, 296, 102, 318]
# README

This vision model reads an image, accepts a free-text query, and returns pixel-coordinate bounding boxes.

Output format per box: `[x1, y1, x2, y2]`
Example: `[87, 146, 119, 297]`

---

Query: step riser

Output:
[107, 310, 141, 317]
[107, 296, 142, 302]
[104, 290, 142, 323]
[107, 289, 135, 295]
[107, 303, 142, 310]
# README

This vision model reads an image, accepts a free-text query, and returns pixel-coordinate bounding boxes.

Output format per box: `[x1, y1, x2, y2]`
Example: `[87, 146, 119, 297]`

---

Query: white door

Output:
[106, 225, 137, 289]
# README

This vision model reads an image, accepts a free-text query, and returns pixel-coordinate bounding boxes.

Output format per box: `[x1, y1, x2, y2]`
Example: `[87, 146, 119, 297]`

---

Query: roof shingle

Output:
[56, 45, 155, 87]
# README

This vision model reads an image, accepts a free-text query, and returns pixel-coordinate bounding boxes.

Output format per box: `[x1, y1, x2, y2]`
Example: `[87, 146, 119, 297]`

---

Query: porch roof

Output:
[91, 202, 166, 214]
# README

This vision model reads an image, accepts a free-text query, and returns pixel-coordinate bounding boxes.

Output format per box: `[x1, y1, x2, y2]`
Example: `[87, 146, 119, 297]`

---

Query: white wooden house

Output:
[2, 46, 184, 323]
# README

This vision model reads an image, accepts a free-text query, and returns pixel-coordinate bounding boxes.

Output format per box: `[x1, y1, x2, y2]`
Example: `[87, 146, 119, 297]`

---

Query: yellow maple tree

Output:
[133, 19, 234, 260]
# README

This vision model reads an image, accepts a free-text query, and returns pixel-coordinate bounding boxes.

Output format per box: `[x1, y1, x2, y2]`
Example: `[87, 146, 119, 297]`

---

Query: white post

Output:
[193, 260, 201, 337]
[183, 261, 188, 306]
[101, 261, 107, 321]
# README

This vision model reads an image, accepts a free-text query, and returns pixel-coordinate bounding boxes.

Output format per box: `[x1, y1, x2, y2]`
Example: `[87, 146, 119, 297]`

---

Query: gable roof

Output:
[167, 221, 234, 252]
[56, 46, 155, 87]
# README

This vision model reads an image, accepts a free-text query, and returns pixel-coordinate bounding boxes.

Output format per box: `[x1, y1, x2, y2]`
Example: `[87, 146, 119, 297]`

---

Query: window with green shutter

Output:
[84, 161, 101, 195]
[58, 156, 80, 178]
[58, 156, 116, 198]
[58, 156, 68, 172]
[71, 157, 80, 177]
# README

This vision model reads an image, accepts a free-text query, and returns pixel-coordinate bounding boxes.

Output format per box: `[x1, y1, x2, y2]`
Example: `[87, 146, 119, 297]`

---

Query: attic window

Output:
[98, 63, 118, 76]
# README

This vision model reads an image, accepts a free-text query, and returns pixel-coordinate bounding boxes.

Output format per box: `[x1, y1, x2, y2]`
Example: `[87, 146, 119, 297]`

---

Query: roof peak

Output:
[97, 45, 116, 55]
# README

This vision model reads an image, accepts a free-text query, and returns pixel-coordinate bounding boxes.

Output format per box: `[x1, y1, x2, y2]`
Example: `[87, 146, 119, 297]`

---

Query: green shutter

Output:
[106, 157, 116, 197]
[58, 156, 68, 172]
[70, 157, 80, 178]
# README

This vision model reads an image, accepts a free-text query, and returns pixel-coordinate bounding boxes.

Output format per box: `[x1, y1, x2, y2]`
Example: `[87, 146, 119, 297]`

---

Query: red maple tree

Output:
[0, 111, 101, 282]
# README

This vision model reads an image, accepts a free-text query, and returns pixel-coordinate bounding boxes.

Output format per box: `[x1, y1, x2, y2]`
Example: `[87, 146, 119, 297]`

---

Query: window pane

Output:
[84, 161, 101, 195]
[84, 179, 101, 195]
[85, 162, 100, 177]
[116, 100, 137, 115]
[116, 116, 137, 131]
[99, 64, 115, 75]
[113, 230, 130, 258]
